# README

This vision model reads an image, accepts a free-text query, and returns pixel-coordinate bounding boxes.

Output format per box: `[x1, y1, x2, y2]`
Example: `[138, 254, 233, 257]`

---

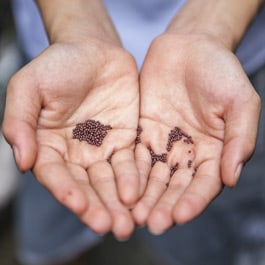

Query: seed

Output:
[135, 126, 143, 144]
[187, 160, 192, 168]
[167, 127, 194, 151]
[72, 119, 112, 147]
[170, 162, 179, 177]
[149, 147, 167, 167]
[192, 166, 198, 177]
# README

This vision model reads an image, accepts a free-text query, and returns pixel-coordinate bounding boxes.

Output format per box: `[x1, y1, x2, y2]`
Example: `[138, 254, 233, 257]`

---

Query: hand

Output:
[132, 34, 261, 234]
[3, 39, 139, 239]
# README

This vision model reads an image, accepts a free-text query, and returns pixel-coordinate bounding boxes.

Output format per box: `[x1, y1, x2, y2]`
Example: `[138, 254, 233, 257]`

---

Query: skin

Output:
[132, 0, 263, 234]
[3, 0, 140, 240]
[2, 0, 264, 238]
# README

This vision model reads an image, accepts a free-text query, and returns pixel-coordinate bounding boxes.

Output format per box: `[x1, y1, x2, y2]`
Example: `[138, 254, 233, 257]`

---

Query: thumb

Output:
[221, 92, 261, 187]
[2, 73, 41, 172]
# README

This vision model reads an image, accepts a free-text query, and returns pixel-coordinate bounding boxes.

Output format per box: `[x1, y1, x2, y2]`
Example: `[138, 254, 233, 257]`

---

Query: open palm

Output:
[133, 34, 260, 234]
[3, 40, 139, 239]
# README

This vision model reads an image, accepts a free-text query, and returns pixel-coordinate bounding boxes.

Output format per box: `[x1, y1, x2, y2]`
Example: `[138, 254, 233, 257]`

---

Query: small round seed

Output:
[167, 127, 194, 151]
[149, 147, 167, 167]
[72, 119, 112, 147]
[135, 126, 143, 144]
[187, 160, 192, 168]
[170, 162, 179, 177]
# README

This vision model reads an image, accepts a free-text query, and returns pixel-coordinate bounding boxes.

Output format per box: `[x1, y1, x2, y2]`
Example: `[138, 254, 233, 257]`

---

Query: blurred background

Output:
[0, 0, 21, 264]
[1, 1, 265, 265]
[0, 0, 20, 265]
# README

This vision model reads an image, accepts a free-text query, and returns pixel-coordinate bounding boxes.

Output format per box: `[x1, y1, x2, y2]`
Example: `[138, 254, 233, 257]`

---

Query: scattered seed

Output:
[192, 166, 198, 177]
[187, 160, 192, 168]
[167, 127, 194, 151]
[135, 126, 143, 144]
[170, 162, 179, 177]
[149, 147, 167, 167]
[72, 119, 112, 146]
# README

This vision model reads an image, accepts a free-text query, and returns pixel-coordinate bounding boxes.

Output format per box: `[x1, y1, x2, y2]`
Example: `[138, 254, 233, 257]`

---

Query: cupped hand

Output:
[132, 34, 261, 234]
[2, 39, 139, 239]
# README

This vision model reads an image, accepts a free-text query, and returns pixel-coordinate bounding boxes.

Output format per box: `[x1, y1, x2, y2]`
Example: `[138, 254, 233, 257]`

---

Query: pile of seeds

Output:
[149, 147, 167, 167]
[167, 127, 194, 151]
[72, 119, 112, 147]
[135, 126, 143, 144]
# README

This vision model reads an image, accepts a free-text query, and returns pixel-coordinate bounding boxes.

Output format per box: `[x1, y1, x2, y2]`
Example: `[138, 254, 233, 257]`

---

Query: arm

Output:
[167, 0, 264, 50]
[35, 0, 120, 44]
[133, 0, 262, 234]
[3, 0, 139, 239]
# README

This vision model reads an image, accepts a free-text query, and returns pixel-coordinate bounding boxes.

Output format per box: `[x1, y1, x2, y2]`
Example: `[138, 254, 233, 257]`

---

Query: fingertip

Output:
[85, 209, 112, 235]
[173, 201, 193, 225]
[113, 213, 134, 241]
[120, 186, 139, 207]
[3, 122, 37, 172]
[132, 202, 149, 226]
[234, 163, 243, 185]
[173, 197, 203, 225]
[223, 162, 243, 188]
[147, 209, 172, 235]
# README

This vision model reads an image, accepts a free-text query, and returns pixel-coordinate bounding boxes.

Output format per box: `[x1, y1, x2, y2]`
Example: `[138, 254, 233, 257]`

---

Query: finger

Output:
[36, 146, 112, 235]
[2, 74, 41, 171]
[222, 92, 261, 187]
[66, 163, 112, 235]
[111, 149, 139, 206]
[135, 143, 152, 196]
[132, 162, 169, 226]
[34, 146, 88, 216]
[147, 168, 192, 235]
[88, 161, 134, 240]
[173, 159, 223, 224]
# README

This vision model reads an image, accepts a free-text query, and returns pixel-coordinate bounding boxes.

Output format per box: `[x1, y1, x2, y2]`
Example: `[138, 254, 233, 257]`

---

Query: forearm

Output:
[35, 0, 120, 45]
[167, 0, 264, 50]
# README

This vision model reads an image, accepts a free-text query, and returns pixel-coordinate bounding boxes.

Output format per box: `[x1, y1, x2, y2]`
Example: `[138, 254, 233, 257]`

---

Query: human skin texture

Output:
[132, 0, 263, 234]
[3, 0, 140, 240]
[2, 0, 264, 238]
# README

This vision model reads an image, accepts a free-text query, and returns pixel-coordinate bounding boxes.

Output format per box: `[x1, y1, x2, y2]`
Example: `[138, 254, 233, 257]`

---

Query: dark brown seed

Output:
[192, 166, 198, 177]
[72, 119, 112, 146]
[167, 127, 194, 151]
[187, 160, 192, 168]
[149, 147, 167, 167]
[170, 162, 179, 177]
[135, 126, 143, 144]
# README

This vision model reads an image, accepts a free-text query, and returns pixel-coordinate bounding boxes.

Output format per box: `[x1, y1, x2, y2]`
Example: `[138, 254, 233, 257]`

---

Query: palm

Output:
[133, 34, 260, 234]
[7, 41, 140, 239]
[35, 43, 138, 168]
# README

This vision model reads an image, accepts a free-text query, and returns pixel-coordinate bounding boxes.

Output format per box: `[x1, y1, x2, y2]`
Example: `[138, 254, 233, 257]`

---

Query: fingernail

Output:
[13, 146, 20, 165]
[234, 163, 243, 184]
[148, 227, 165, 236]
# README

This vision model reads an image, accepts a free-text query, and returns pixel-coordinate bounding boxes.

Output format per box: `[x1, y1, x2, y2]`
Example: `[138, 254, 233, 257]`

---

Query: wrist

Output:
[35, 0, 121, 45]
[166, 0, 263, 51]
